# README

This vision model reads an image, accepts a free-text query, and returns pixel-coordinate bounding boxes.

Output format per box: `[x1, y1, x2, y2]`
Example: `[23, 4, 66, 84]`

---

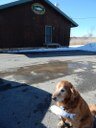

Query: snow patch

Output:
[0, 43, 96, 53]
[77, 43, 96, 52]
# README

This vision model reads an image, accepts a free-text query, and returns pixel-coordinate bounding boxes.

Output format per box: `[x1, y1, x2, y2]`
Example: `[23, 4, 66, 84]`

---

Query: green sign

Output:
[32, 3, 45, 15]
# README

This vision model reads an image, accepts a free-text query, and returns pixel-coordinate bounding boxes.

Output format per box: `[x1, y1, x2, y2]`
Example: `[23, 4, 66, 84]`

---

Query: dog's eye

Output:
[61, 89, 65, 92]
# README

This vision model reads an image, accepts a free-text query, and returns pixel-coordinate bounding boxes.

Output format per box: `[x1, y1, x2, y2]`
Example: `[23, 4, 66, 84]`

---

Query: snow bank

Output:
[0, 43, 96, 53]
[78, 43, 96, 52]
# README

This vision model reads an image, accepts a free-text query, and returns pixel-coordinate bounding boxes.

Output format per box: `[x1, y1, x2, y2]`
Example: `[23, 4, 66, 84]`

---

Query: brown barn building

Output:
[0, 0, 78, 48]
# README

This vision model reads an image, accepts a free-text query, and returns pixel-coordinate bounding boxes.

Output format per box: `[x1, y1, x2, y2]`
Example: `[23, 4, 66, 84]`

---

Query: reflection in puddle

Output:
[0, 61, 73, 84]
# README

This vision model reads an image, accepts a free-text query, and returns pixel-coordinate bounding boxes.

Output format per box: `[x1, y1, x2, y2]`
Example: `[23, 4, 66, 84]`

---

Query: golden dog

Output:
[52, 80, 96, 128]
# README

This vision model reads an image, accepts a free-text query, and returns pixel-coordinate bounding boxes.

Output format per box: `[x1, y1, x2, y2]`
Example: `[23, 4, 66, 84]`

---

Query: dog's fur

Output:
[52, 80, 96, 128]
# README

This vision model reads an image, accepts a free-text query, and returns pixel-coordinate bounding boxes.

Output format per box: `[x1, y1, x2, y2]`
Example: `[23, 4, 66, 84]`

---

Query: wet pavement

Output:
[0, 53, 96, 128]
[0, 61, 71, 84]
[0, 59, 96, 93]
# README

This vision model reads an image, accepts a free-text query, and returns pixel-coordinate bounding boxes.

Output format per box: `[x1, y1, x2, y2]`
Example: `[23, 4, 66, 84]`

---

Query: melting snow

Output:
[0, 43, 96, 53]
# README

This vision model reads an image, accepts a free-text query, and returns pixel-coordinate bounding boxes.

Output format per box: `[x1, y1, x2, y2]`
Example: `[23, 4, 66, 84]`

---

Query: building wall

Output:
[0, 0, 71, 48]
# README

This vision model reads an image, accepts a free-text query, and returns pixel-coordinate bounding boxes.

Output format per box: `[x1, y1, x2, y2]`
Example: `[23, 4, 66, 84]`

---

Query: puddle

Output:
[0, 61, 73, 84]
[0, 60, 96, 87]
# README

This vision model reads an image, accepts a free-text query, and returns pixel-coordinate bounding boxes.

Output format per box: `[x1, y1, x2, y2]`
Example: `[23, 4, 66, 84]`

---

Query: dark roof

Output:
[0, 0, 78, 27]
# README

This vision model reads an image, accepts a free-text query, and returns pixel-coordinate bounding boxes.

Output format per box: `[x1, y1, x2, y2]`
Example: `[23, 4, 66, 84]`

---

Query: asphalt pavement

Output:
[0, 53, 96, 128]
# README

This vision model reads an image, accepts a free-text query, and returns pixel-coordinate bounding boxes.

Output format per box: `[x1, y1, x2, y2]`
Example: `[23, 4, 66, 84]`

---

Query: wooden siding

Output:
[0, 0, 71, 48]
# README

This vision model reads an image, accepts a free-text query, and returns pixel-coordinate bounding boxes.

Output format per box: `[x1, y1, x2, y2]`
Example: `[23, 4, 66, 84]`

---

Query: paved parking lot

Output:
[0, 53, 96, 128]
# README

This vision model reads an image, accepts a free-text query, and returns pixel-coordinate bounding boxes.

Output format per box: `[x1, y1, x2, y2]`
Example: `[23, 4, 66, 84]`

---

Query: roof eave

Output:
[0, 0, 32, 10]
[71, 23, 78, 27]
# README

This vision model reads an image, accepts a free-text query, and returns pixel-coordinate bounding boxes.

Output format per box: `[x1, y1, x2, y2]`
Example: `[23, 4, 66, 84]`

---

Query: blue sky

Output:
[0, 0, 96, 37]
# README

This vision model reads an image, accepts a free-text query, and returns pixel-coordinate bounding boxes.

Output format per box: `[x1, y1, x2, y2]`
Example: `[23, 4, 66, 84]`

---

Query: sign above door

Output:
[31, 3, 45, 15]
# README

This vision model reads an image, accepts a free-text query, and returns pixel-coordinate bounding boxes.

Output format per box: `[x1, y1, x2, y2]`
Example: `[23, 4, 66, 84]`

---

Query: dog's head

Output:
[52, 80, 78, 102]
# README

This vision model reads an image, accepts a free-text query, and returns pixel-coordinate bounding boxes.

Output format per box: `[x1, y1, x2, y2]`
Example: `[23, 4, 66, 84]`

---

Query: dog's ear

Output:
[69, 83, 79, 99]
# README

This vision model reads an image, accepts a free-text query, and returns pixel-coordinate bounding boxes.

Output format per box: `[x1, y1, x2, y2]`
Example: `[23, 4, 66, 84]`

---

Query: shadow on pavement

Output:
[0, 78, 51, 128]
[24, 50, 96, 58]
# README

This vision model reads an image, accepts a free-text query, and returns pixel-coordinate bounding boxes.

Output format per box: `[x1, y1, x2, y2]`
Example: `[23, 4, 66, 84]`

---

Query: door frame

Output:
[45, 25, 52, 44]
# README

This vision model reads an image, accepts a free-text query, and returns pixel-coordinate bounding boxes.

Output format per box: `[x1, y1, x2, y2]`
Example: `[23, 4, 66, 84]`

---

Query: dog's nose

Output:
[52, 97, 57, 101]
